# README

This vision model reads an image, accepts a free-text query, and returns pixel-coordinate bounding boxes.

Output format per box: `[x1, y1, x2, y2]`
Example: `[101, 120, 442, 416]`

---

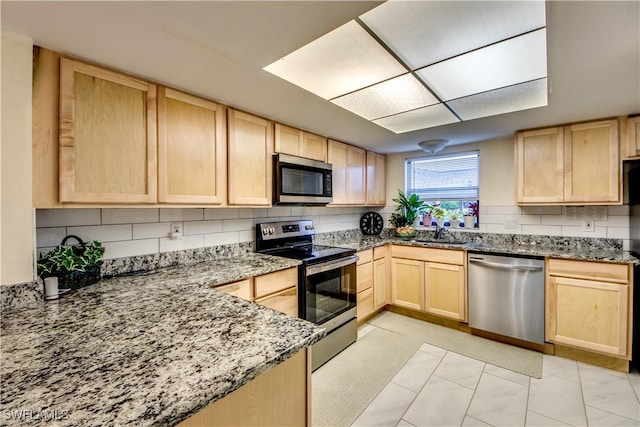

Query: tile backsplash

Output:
[35, 203, 632, 260]
[36, 207, 376, 259]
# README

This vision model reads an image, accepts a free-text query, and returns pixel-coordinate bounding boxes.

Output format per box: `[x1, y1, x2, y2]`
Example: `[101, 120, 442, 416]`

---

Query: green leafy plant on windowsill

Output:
[389, 190, 431, 238]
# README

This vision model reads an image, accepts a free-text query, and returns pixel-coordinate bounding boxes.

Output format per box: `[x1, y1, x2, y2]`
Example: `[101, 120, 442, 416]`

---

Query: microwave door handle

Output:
[306, 255, 359, 276]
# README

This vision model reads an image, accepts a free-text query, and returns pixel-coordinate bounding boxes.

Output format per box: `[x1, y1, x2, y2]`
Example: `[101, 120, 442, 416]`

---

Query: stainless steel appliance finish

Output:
[273, 154, 333, 205]
[468, 253, 545, 344]
[255, 220, 357, 370]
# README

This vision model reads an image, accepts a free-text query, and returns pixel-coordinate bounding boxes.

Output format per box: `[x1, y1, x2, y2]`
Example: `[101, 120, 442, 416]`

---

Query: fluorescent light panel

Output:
[417, 29, 548, 101]
[447, 79, 548, 121]
[264, 20, 406, 100]
[330, 74, 440, 120]
[360, 0, 546, 69]
[263, 1, 548, 133]
[373, 104, 459, 134]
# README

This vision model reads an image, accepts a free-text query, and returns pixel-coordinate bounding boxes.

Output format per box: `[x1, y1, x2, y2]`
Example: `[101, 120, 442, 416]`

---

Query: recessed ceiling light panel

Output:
[447, 78, 548, 121]
[330, 74, 440, 120]
[264, 20, 406, 100]
[373, 104, 459, 134]
[360, 0, 546, 69]
[417, 29, 548, 101]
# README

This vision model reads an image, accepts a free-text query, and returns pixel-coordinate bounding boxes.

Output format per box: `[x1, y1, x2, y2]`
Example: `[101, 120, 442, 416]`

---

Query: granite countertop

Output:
[318, 235, 639, 264]
[0, 253, 324, 426]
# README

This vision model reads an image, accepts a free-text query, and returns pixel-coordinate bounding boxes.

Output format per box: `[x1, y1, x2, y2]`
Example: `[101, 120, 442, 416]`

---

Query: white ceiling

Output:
[3, 1, 639, 154]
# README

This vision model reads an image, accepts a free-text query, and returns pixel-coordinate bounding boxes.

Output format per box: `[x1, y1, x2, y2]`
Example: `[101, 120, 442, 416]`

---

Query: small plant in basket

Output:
[37, 236, 105, 289]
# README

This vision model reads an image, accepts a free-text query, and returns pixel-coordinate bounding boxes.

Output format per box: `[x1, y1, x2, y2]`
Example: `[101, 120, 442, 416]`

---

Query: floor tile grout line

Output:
[396, 348, 449, 426]
[583, 403, 640, 423]
[523, 370, 532, 427]
[527, 408, 578, 427]
[576, 362, 591, 426]
[461, 362, 491, 427]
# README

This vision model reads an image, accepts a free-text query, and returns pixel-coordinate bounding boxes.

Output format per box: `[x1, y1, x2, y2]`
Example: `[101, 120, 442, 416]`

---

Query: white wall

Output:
[385, 137, 631, 249]
[1, 33, 35, 285]
[35, 206, 373, 259]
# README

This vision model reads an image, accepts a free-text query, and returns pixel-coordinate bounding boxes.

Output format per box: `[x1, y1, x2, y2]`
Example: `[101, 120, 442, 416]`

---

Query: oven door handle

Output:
[306, 255, 359, 276]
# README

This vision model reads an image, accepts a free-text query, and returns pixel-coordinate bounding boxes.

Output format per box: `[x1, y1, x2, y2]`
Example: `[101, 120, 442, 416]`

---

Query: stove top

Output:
[255, 220, 355, 264]
[264, 244, 353, 263]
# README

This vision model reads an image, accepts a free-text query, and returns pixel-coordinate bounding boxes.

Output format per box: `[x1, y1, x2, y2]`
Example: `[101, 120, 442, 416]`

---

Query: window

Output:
[405, 151, 479, 227]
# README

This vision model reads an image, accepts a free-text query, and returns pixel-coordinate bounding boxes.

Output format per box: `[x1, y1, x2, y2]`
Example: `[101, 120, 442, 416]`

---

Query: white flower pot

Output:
[464, 215, 476, 228]
[450, 220, 459, 228]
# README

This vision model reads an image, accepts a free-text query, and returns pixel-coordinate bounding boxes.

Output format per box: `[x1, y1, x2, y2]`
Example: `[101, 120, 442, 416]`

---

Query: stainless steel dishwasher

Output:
[468, 252, 545, 344]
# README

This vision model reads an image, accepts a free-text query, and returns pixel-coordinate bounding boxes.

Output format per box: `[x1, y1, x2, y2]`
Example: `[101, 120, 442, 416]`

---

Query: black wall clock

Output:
[360, 211, 384, 236]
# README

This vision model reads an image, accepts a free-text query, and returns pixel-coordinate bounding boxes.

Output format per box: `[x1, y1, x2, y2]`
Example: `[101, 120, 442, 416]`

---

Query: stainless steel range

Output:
[256, 220, 357, 370]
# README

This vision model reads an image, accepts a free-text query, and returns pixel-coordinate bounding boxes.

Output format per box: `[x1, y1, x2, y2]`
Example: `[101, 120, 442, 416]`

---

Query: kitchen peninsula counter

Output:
[0, 253, 324, 426]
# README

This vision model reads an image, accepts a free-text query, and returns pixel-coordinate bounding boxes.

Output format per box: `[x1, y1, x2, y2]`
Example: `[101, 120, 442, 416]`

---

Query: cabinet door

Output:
[217, 279, 252, 301]
[328, 140, 366, 205]
[391, 258, 424, 311]
[274, 123, 303, 157]
[227, 109, 273, 206]
[59, 58, 157, 203]
[328, 140, 349, 204]
[546, 276, 629, 357]
[373, 257, 388, 310]
[366, 151, 386, 206]
[564, 120, 620, 203]
[254, 267, 298, 299]
[357, 287, 374, 321]
[627, 116, 640, 159]
[301, 132, 328, 162]
[425, 263, 466, 321]
[515, 127, 564, 204]
[255, 287, 298, 317]
[158, 88, 226, 204]
[357, 261, 373, 293]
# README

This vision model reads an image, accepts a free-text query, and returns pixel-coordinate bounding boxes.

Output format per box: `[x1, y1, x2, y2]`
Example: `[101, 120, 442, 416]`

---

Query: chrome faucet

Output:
[435, 223, 446, 240]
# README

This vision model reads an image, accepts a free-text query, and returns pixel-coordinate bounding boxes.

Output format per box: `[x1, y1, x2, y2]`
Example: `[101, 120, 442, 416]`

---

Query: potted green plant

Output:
[431, 206, 447, 227]
[38, 236, 105, 289]
[389, 190, 430, 238]
[464, 202, 479, 228]
[449, 209, 461, 228]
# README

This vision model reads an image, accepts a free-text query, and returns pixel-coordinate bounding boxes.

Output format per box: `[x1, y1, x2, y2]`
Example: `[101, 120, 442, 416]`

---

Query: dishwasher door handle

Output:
[468, 258, 543, 272]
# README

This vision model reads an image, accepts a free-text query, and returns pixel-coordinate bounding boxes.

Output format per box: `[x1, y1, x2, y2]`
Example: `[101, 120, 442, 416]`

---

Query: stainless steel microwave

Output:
[273, 154, 332, 205]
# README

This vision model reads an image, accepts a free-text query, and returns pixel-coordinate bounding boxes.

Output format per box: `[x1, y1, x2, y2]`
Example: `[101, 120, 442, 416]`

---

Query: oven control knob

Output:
[305, 225, 314, 230]
[262, 228, 268, 235]
[269, 227, 275, 234]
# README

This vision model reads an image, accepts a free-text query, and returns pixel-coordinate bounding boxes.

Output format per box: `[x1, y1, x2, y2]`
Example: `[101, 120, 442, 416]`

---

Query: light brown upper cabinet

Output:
[328, 140, 366, 205]
[564, 120, 619, 203]
[274, 123, 327, 162]
[623, 116, 640, 159]
[516, 127, 564, 204]
[59, 58, 157, 203]
[157, 88, 226, 204]
[366, 151, 386, 206]
[227, 109, 274, 206]
[516, 118, 621, 205]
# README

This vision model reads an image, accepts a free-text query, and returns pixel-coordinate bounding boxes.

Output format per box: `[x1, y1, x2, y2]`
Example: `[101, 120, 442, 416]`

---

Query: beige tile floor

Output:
[351, 323, 640, 427]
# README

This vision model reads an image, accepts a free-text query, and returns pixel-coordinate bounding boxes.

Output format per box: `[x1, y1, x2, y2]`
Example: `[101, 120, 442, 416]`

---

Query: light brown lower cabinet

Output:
[546, 259, 632, 359]
[178, 348, 310, 427]
[256, 287, 298, 317]
[356, 249, 374, 321]
[425, 262, 466, 321]
[217, 267, 298, 317]
[391, 245, 466, 321]
[373, 253, 390, 310]
[391, 257, 425, 311]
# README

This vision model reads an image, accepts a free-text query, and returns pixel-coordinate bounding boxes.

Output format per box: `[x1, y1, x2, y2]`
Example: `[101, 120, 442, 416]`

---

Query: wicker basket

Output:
[53, 235, 103, 290]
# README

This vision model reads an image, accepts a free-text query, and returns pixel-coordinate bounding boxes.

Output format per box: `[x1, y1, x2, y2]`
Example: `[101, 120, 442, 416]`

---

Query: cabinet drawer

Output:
[357, 261, 373, 292]
[391, 245, 464, 265]
[217, 279, 252, 300]
[548, 259, 629, 283]
[357, 249, 373, 265]
[373, 245, 387, 260]
[254, 267, 298, 299]
[357, 287, 374, 320]
[255, 287, 298, 317]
